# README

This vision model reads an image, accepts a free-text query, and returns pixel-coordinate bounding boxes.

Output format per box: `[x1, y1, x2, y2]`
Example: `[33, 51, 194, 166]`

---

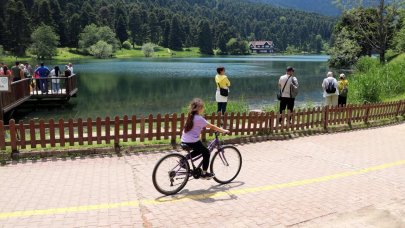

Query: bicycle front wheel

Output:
[152, 153, 190, 195]
[210, 146, 242, 184]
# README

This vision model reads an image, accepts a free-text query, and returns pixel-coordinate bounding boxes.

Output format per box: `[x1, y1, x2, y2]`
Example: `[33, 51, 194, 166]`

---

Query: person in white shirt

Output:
[322, 71, 339, 107]
[278, 66, 299, 114]
[68, 63, 74, 75]
[50, 66, 61, 93]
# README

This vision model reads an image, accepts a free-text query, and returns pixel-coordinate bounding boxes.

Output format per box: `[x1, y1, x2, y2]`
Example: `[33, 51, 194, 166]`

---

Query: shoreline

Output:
[0, 47, 329, 63]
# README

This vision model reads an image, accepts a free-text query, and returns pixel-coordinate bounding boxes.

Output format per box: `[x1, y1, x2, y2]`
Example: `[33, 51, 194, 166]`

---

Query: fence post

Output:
[395, 100, 402, 118]
[364, 103, 370, 124]
[323, 106, 329, 131]
[9, 119, 18, 158]
[171, 113, 177, 146]
[0, 121, 5, 150]
[114, 116, 120, 152]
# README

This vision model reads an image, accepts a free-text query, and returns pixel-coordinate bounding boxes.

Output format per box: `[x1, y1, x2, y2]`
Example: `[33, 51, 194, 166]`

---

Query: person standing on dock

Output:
[35, 63, 50, 94]
[11, 61, 24, 82]
[50, 66, 61, 93]
[68, 63, 74, 75]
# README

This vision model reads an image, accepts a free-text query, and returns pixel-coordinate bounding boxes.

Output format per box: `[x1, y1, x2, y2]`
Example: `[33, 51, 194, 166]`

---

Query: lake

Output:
[20, 55, 330, 120]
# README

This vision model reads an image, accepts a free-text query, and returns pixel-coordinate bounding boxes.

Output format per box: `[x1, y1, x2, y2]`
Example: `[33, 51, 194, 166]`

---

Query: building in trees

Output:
[249, 41, 275, 53]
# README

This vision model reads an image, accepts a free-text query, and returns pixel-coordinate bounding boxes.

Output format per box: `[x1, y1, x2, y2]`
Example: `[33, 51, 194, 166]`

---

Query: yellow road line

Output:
[1, 159, 405, 219]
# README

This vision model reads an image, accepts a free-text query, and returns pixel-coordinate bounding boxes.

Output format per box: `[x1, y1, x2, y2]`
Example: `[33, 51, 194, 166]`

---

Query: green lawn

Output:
[115, 46, 203, 58]
[0, 46, 204, 64]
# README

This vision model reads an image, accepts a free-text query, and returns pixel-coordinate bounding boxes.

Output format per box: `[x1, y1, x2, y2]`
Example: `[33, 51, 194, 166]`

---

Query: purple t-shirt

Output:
[181, 115, 208, 143]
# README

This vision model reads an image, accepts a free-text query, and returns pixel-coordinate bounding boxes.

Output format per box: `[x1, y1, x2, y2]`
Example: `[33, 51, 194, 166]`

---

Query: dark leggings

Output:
[184, 140, 210, 171]
[217, 102, 227, 114]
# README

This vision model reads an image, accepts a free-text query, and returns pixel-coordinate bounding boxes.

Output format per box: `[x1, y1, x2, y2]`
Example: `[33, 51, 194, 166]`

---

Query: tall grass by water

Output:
[349, 55, 405, 103]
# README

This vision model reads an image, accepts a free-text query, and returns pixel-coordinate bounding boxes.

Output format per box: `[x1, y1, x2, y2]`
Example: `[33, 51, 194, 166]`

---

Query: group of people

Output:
[214, 66, 349, 116]
[0, 62, 74, 94]
[180, 67, 350, 179]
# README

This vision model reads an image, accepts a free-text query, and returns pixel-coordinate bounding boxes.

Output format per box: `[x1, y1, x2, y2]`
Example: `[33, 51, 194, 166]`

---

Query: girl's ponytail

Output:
[184, 98, 204, 133]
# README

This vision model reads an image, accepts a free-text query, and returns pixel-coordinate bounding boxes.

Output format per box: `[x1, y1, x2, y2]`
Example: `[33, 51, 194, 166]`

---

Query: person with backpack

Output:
[338, 74, 349, 106]
[322, 71, 339, 107]
[278, 66, 299, 115]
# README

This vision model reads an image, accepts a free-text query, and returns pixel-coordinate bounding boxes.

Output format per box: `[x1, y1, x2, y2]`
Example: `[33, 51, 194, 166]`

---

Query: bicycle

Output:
[152, 132, 242, 195]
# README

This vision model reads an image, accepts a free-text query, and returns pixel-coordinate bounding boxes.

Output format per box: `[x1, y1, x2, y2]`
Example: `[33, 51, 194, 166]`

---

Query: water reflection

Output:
[21, 56, 330, 120]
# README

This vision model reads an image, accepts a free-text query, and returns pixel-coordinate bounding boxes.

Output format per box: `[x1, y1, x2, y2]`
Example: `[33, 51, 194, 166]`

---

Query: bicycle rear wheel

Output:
[152, 153, 190, 195]
[210, 146, 242, 184]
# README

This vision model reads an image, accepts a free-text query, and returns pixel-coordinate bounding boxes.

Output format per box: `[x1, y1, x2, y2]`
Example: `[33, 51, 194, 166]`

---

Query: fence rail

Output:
[0, 100, 404, 152]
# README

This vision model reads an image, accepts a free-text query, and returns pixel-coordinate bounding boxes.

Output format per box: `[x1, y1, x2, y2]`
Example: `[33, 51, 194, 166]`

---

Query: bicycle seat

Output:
[180, 143, 192, 152]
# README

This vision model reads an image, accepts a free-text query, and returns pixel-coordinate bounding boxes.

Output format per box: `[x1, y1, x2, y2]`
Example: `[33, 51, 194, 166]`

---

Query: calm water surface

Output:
[21, 55, 330, 120]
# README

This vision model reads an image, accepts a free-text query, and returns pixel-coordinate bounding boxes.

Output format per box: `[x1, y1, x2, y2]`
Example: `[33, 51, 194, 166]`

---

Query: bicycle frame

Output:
[182, 132, 229, 173]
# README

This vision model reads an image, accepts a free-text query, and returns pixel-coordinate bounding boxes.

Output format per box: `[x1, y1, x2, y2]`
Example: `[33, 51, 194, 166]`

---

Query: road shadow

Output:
[154, 181, 245, 204]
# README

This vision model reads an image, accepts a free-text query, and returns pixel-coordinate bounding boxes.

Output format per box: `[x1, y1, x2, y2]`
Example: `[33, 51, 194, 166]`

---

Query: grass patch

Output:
[349, 54, 405, 103]
[115, 46, 202, 58]
[181, 99, 249, 114]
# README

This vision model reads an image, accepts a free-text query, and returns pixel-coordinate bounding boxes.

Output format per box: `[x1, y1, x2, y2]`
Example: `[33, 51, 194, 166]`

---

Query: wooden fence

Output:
[0, 100, 404, 152]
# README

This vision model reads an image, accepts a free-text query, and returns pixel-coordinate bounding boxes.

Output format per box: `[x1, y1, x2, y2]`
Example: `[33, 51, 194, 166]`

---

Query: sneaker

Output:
[201, 172, 215, 180]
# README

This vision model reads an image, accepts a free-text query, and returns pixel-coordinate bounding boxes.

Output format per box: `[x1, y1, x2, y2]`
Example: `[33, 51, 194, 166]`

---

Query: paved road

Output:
[1, 123, 405, 227]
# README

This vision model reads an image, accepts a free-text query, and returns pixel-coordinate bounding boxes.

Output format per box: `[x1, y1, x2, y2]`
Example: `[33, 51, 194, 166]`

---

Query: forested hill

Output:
[0, 0, 335, 56]
[251, 0, 341, 16]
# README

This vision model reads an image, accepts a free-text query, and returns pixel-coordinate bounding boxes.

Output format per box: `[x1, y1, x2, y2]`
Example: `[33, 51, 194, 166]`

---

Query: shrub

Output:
[28, 25, 60, 59]
[89, 41, 113, 58]
[226, 38, 250, 55]
[354, 56, 379, 73]
[349, 57, 405, 103]
[78, 24, 119, 54]
[142, 43, 156, 57]
[122, 41, 132, 50]
[0, 45, 4, 56]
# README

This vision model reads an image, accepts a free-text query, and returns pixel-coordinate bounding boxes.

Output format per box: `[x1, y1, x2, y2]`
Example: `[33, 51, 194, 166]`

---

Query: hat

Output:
[339, 73, 345, 79]
[286, 66, 294, 72]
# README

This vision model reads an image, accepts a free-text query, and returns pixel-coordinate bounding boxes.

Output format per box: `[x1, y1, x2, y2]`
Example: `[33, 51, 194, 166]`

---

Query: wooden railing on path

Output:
[0, 100, 404, 152]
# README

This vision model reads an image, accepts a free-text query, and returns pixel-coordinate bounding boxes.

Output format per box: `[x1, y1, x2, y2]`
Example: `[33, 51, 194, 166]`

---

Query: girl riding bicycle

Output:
[181, 98, 229, 179]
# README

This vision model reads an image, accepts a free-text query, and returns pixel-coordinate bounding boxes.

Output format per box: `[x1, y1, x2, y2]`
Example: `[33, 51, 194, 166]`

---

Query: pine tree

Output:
[49, 0, 66, 46]
[0, 0, 5, 46]
[80, 2, 97, 29]
[129, 9, 142, 46]
[140, 24, 151, 44]
[5, 0, 31, 56]
[149, 12, 161, 44]
[217, 34, 228, 54]
[67, 13, 81, 47]
[98, 6, 112, 27]
[161, 20, 170, 48]
[116, 15, 128, 44]
[37, 0, 55, 27]
[198, 20, 213, 55]
[168, 16, 183, 51]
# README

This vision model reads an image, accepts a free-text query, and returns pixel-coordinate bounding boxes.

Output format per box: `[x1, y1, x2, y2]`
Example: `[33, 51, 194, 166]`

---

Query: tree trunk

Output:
[378, 0, 386, 64]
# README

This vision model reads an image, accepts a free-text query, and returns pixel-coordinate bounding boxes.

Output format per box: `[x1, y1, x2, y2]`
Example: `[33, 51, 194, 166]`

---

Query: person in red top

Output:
[0, 65, 12, 77]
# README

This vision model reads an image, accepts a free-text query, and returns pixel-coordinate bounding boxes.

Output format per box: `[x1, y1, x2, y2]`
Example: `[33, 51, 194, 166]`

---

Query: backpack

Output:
[340, 86, 348, 97]
[325, 79, 336, 94]
[290, 78, 299, 98]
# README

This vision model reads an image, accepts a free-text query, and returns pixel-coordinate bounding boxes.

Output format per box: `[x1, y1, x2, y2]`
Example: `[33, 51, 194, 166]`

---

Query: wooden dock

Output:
[0, 74, 78, 121]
